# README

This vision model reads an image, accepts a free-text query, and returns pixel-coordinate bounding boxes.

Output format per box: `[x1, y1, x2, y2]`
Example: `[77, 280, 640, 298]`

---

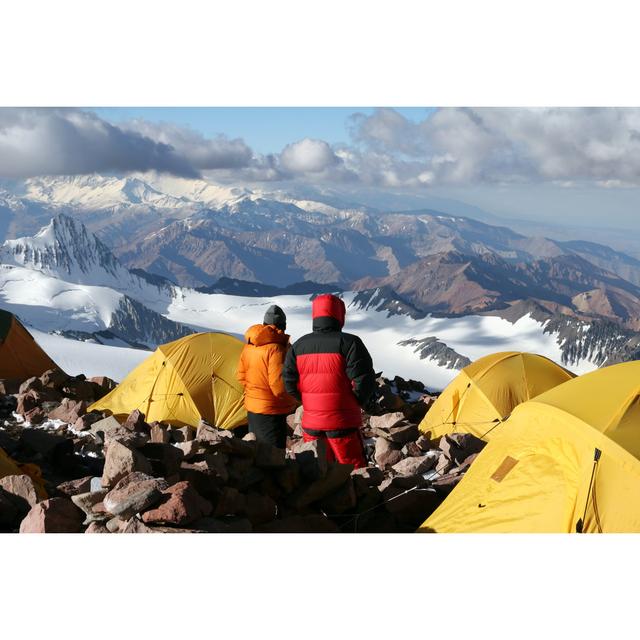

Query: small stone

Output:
[320, 478, 357, 514]
[15, 392, 38, 415]
[19, 498, 85, 533]
[85, 521, 109, 533]
[369, 411, 406, 431]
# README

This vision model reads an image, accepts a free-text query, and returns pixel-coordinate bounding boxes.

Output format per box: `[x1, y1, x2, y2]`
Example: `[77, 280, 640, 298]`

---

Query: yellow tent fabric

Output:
[418, 351, 575, 441]
[0, 448, 47, 499]
[420, 361, 640, 533]
[89, 332, 247, 429]
[0, 309, 59, 380]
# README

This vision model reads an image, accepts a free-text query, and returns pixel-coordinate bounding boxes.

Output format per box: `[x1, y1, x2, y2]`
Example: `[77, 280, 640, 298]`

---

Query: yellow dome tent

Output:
[0, 448, 47, 499]
[89, 332, 247, 429]
[0, 308, 59, 380]
[420, 360, 640, 533]
[418, 351, 575, 442]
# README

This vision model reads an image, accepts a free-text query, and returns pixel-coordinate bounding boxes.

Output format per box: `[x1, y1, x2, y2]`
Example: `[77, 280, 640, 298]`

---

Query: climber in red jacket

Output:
[282, 293, 376, 468]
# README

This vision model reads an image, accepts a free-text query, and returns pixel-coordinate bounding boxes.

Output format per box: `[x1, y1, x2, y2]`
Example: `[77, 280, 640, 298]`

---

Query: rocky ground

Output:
[0, 370, 485, 533]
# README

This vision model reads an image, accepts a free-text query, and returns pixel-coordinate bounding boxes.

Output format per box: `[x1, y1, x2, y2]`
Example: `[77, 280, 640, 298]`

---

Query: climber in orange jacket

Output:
[236, 305, 297, 448]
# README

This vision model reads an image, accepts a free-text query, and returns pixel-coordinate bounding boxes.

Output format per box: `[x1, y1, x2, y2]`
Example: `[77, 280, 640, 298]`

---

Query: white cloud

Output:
[280, 138, 340, 173]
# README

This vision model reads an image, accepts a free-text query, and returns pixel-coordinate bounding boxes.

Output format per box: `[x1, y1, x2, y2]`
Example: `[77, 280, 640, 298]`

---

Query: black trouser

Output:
[247, 411, 288, 449]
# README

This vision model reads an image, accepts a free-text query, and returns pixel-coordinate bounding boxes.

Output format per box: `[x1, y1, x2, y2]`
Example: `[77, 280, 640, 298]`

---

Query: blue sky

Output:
[91, 107, 434, 154]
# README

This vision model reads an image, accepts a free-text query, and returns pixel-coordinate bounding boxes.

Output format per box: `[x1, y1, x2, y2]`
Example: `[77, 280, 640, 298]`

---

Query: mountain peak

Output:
[2, 213, 124, 283]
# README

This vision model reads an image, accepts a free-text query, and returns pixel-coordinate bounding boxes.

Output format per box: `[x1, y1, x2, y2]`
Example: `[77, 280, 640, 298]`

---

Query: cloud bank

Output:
[3, 107, 640, 188]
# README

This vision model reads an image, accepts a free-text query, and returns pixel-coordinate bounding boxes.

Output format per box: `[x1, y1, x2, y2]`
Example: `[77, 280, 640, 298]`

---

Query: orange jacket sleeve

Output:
[267, 344, 290, 401]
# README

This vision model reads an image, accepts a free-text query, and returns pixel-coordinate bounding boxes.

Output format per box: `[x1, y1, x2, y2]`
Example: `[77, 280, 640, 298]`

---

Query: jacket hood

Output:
[312, 294, 345, 331]
[245, 323, 290, 347]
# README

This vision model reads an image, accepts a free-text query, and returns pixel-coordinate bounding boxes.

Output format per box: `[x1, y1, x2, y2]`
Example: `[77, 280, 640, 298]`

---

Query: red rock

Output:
[439, 433, 486, 465]
[85, 522, 109, 533]
[391, 455, 437, 476]
[57, 476, 93, 497]
[19, 498, 85, 533]
[122, 409, 149, 433]
[0, 474, 42, 514]
[141, 481, 212, 526]
[101, 440, 152, 488]
[274, 460, 301, 493]
[48, 398, 89, 424]
[168, 425, 194, 443]
[374, 437, 403, 469]
[73, 413, 103, 431]
[369, 411, 406, 431]
[140, 442, 183, 477]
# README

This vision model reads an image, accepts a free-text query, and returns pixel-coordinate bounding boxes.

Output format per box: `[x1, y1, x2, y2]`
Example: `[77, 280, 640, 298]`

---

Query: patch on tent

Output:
[491, 456, 519, 483]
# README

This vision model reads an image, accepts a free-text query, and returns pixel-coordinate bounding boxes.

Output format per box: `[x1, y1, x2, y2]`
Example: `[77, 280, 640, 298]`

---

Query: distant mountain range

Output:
[0, 173, 639, 381]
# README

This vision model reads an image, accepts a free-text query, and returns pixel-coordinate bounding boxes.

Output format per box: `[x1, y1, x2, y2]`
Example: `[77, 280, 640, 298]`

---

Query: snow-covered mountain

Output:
[1, 175, 638, 388]
[0, 215, 190, 349]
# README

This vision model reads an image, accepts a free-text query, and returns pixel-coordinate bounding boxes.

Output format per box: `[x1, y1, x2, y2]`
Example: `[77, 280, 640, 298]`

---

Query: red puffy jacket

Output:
[282, 294, 376, 430]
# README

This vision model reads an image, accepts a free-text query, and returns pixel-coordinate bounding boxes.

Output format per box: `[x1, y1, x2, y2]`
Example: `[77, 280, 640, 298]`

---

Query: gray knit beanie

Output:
[263, 305, 286, 330]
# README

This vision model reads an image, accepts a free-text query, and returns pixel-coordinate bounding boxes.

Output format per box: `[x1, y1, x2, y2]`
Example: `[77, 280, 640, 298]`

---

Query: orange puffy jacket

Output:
[236, 324, 297, 415]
